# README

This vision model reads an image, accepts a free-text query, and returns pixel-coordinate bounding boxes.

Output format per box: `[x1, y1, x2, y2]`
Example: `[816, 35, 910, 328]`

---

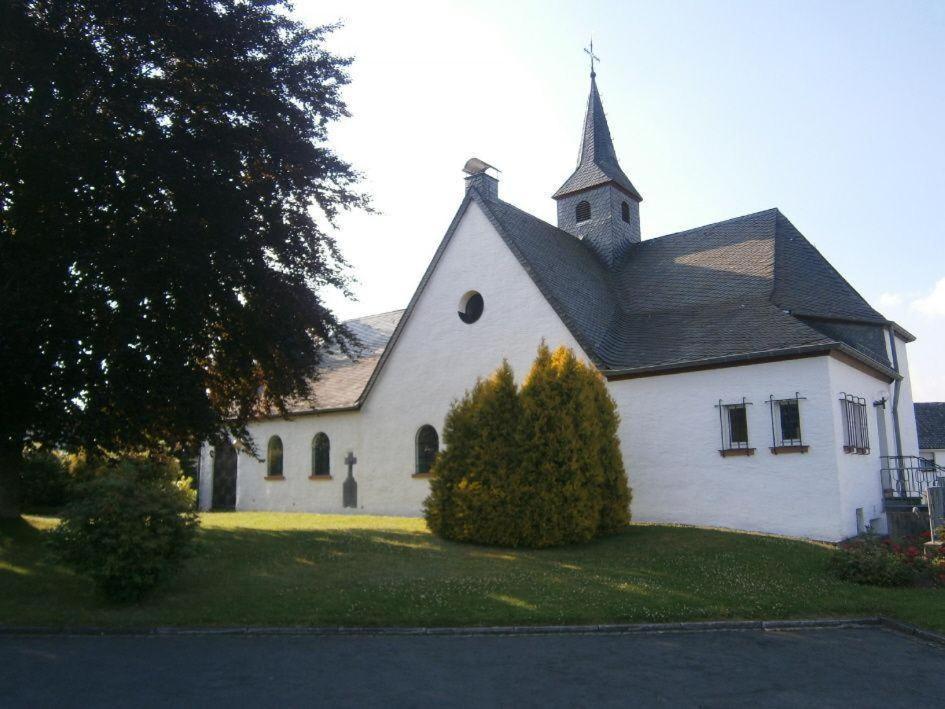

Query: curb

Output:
[0, 617, 893, 638]
[878, 617, 945, 647]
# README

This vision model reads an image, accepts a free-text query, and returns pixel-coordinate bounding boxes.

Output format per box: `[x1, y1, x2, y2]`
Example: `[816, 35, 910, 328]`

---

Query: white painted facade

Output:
[921, 449, 945, 465]
[199, 202, 586, 517]
[614, 356, 850, 541]
[197, 199, 920, 542]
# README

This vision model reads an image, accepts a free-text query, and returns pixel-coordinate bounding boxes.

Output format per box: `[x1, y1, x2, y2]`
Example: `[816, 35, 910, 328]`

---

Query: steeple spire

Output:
[553, 68, 641, 202]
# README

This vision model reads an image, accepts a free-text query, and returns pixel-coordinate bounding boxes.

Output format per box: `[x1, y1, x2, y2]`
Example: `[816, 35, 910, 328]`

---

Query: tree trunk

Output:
[0, 442, 22, 519]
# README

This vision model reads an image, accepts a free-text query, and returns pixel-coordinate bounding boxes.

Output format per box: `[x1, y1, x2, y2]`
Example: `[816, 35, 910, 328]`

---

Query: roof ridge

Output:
[342, 307, 406, 324]
[486, 196, 580, 239]
[644, 207, 780, 244]
[771, 211, 885, 323]
[486, 199, 784, 253]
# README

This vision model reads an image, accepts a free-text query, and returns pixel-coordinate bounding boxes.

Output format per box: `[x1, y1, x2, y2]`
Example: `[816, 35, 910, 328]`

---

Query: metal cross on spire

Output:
[584, 38, 600, 77]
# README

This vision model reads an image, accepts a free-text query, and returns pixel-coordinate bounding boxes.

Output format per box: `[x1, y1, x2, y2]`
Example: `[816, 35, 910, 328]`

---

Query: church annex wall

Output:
[607, 355, 848, 541]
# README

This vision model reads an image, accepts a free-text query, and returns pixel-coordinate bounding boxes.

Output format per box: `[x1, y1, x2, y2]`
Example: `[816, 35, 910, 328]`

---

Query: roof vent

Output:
[463, 157, 499, 200]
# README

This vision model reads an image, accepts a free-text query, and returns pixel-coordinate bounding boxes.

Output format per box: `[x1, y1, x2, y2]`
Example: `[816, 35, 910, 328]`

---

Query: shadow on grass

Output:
[6, 516, 940, 630]
[0, 517, 45, 545]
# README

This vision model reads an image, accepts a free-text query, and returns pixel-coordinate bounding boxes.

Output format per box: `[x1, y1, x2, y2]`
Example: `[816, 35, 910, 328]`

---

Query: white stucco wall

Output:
[609, 356, 849, 541]
[826, 356, 890, 538]
[920, 449, 945, 465]
[200, 200, 586, 515]
[354, 200, 588, 516]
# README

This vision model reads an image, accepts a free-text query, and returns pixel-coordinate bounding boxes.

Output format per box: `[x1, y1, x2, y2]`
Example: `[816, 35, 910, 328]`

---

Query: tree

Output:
[424, 344, 631, 548]
[0, 1, 367, 516]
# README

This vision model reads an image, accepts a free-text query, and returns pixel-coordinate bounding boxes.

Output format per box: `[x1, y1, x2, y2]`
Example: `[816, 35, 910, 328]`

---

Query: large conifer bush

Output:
[424, 344, 630, 548]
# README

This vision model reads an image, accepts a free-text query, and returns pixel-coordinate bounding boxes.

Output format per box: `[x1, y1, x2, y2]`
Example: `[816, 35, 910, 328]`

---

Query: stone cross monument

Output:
[343, 451, 358, 509]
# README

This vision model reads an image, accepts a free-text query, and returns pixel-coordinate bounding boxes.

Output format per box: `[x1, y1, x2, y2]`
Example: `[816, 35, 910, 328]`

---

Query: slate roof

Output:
[915, 403, 945, 450]
[553, 75, 642, 201]
[285, 309, 403, 413]
[473, 194, 902, 377]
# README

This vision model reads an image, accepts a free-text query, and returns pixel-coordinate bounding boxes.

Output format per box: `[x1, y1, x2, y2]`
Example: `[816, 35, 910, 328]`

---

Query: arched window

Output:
[575, 200, 591, 223]
[266, 436, 284, 478]
[416, 425, 439, 475]
[621, 201, 631, 224]
[311, 432, 330, 477]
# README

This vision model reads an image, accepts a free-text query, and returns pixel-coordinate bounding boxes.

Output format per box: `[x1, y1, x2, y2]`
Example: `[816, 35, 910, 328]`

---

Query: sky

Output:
[293, 0, 945, 400]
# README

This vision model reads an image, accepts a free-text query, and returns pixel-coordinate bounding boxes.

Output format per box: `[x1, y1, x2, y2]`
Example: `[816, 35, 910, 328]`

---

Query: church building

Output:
[198, 69, 922, 542]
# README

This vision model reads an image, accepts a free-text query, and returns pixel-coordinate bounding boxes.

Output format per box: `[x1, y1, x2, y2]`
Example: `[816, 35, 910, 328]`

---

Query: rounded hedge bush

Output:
[424, 343, 631, 548]
[49, 455, 198, 601]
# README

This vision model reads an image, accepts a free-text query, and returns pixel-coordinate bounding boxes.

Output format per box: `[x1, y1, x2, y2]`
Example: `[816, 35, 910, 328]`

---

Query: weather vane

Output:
[584, 38, 599, 77]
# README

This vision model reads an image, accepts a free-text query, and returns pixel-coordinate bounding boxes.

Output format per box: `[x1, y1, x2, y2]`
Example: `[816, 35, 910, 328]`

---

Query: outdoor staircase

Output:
[881, 455, 945, 504]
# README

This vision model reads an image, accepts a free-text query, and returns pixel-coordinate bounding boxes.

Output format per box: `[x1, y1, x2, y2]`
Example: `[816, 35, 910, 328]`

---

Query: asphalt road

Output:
[2, 626, 943, 707]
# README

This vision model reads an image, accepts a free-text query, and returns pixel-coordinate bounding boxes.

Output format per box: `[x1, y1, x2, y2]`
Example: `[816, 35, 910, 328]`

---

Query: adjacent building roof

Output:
[285, 309, 402, 413]
[916, 403, 945, 450]
[552, 75, 642, 201]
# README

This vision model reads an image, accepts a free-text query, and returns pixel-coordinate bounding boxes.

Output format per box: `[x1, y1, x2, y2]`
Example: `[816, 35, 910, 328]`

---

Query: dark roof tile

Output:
[285, 309, 403, 412]
[480, 195, 894, 373]
[916, 403, 945, 450]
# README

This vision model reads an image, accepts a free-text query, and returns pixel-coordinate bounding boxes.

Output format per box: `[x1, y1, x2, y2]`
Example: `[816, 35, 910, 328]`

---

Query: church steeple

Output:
[554, 74, 642, 202]
[554, 60, 642, 267]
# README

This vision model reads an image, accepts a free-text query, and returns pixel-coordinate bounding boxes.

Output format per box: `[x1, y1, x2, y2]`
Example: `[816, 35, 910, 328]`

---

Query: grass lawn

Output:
[1, 512, 942, 630]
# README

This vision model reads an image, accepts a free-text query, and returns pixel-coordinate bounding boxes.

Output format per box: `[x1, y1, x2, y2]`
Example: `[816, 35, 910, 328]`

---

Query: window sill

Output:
[843, 446, 870, 455]
[719, 448, 755, 457]
[412, 473, 434, 479]
[770, 445, 810, 454]
[308, 475, 333, 481]
[264, 475, 285, 481]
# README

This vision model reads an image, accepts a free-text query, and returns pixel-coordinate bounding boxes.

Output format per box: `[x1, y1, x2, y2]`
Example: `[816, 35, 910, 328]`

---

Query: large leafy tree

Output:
[0, 0, 366, 515]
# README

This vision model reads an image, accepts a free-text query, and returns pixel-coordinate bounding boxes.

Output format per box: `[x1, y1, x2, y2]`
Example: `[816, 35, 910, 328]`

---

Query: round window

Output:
[458, 291, 484, 324]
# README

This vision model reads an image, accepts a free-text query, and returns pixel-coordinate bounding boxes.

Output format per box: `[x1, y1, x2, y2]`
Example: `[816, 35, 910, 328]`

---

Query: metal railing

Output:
[881, 455, 945, 501]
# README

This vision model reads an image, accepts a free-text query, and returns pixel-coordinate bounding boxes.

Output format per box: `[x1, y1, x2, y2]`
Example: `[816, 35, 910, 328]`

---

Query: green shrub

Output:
[18, 450, 71, 509]
[425, 343, 631, 548]
[829, 533, 917, 587]
[424, 361, 523, 545]
[49, 455, 199, 601]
